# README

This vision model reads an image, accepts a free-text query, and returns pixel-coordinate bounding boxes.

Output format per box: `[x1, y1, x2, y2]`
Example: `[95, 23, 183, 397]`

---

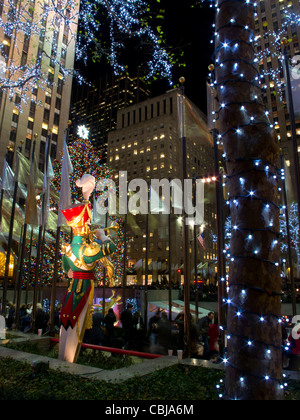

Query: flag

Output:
[206, 81, 220, 131]
[17, 151, 44, 189]
[40, 151, 54, 227]
[1, 159, 15, 192]
[133, 259, 143, 270]
[291, 56, 300, 119]
[177, 92, 213, 146]
[25, 153, 39, 226]
[283, 57, 300, 120]
[57, 139, 73, 227]
[197, 231, 206, 250]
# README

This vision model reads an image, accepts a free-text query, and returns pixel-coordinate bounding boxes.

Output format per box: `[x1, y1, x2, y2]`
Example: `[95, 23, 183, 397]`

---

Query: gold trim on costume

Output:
[66, 204, 92, 228]
[83, 242, 101, 257]
[78, 245, 97, 271]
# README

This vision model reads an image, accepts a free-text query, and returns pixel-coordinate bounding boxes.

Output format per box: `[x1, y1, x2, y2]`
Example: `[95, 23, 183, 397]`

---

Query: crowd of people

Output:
[1, 301, 61, 335]
[1, 299, 221, 359]
[2, 299, 300, 369]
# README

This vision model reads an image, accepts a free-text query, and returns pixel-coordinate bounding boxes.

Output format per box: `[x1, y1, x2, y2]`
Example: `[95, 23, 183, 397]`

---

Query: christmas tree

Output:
[51, 136, 129, 287]
[22, 136, 129, 289]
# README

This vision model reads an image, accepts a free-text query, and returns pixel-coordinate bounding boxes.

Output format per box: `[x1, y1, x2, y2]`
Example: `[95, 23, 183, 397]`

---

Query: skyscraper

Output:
[69, 72, 151, 163]
[107, 89, 217, 286]
[254, 0, 300, 181]
[0, 0, 79, 172]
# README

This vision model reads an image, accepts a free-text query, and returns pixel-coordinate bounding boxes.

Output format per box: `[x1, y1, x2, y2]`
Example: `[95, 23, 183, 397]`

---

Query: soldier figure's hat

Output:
[62, 202, 92, 228]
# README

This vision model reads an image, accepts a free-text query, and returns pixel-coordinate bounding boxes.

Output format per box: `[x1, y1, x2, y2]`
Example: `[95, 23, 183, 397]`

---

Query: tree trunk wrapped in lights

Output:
[214, 0, 283, 400]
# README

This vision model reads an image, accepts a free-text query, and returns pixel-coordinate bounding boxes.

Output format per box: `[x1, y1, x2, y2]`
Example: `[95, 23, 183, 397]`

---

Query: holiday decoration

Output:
[58, 174, 117, 363]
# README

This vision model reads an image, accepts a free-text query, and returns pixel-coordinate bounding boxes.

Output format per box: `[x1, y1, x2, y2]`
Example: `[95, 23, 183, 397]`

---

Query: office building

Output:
[69, 73, 151, 163]
[0, 0, 79, 172]
[107, 89, 218, 286]
[255, 0, 300, 189]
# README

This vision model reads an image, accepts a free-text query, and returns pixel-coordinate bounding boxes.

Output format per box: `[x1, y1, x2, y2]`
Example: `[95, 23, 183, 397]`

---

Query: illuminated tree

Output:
[0, 0, 179, 104]
[51, 136, 129, 286]
[214, 0, 283, 400]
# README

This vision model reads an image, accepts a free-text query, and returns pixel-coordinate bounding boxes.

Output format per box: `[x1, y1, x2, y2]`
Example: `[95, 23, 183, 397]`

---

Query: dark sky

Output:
[152, 1, 215, 113]
[76, 1, 215, 115]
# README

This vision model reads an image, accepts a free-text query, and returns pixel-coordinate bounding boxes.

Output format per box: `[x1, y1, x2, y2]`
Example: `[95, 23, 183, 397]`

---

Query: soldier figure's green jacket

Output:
[60, 234, 116, 330]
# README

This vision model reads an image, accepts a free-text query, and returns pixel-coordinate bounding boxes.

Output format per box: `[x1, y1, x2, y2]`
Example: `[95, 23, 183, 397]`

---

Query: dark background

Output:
[75, 1, 215, 114]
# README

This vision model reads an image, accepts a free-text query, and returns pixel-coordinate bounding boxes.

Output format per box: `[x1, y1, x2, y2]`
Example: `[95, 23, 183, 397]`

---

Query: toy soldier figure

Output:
[58, 174, 116, 363]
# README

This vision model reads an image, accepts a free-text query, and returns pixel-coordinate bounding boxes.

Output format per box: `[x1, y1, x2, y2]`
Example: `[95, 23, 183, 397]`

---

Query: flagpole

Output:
[122, 212, 127, 311]
[281, 38, 300, 243]
[14, 224, 25, 329]
[213, 127, 226, 355]
[2, 147, 21, 316]
[144, 180, 149, 332]
[15, 140, 37, 329]
[179, 77, 191, 358]
[0, 158, 6, 228]
[193, 175, 199, 321]
[49, 225, 60, 335]
[32, 132, 51, 332]
[102, 211, 108, 316]
[281, 154, 297, 316]
[50, 131, 73, 333]
[168, 176, 172, 323]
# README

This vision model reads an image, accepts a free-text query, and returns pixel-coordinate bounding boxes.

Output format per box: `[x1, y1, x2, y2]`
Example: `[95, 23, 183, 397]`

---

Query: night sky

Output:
[76, 1, 215, 115]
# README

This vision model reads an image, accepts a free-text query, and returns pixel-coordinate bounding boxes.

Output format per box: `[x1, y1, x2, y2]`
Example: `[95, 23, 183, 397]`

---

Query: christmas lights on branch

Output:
[0, 0, 176, 104]
[210, 0, 284, 400]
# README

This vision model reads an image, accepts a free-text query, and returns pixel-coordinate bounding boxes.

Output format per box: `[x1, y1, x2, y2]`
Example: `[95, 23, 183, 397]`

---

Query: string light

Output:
[0, 0, 175, 103]
[206, 0, 295, 400]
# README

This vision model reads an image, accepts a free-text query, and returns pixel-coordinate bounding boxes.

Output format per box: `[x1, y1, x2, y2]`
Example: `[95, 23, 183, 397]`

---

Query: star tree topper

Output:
[77, 125, 89, 140]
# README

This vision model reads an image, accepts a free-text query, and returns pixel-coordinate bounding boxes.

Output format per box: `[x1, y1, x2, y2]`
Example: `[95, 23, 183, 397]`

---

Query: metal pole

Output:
[213, 128, 227, 356]
[102, 212, 108, 316]
[2, 149, 20, 316]
[168, 177, 172, 323]
[49, 226, 61, 335]
[281, 154, 297, 316]
[122, 212, 127, 310]
[193, 176, 199, 321]
[282, 40, 300, 248]
[32, 133, 51, 332]
[144, 181, 149, 331]
[179, 78, 191, 357]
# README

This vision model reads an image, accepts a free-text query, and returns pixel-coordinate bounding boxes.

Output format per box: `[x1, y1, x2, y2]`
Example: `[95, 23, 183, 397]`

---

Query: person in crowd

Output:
[18, 304, 27, 331]
[208, 312, 220, 361]
[34, 303, 49, 335]
[104, 308, 117, 346]
[198, 311, 214, 358]
[174, 312, 184, 350]
[190, 315, 201, 358]
[148, 310, 161, 350]
[121, 303, 134, 349]
[6, 303, 15, 330]
[157, 311, 172, 354]
[132, 310, 145, 351]
[53, 303, 62, 334]
[85, 309, 105, 346]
